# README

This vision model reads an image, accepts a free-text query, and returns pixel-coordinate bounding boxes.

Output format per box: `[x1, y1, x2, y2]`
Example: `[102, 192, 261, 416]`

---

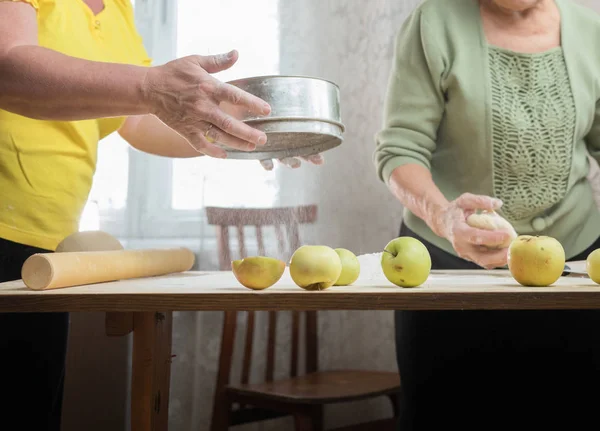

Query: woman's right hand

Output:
[141, 50, 271, 159]
[431, 193, 512, 269]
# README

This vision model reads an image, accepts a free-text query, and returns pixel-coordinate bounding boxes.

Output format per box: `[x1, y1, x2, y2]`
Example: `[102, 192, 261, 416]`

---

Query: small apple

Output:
[289, 245, 342, 291]
[231, 256, 286, 290]
[586, 249, 600, 284]
[334, 248, 360, 286]
[381, 237, 431, 288]
[507, 235, 565, 287]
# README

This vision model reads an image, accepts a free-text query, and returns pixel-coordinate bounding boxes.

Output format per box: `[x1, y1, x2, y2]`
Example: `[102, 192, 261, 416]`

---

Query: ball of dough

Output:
[55, 231, 124, 253]
[466, 210, 518, 248]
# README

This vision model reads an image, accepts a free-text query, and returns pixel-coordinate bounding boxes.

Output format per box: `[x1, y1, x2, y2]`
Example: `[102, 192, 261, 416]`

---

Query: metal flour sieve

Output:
[219, 75, 345, 160]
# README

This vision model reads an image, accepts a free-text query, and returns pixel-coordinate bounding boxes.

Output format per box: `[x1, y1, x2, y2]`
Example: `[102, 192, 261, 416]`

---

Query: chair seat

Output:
[227, 370, 400, 404]
[331, 418, 397, 431]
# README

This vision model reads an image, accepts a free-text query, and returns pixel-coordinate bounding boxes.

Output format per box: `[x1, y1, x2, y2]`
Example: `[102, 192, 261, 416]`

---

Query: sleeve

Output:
[119, 0, 153, 67]
[373, 8, 446, 184]
[134, 35, 153, 67]
[1, 0, 38, 9]
[586, 100, 600, 163]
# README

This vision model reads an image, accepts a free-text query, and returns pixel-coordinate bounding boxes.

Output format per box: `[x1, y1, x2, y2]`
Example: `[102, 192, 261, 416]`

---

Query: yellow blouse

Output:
[0, 0, 151, 250]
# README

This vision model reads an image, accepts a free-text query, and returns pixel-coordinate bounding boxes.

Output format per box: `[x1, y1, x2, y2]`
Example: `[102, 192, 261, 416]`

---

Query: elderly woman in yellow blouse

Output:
[374, 0, 600, 429]
[0, 1, 321, 429]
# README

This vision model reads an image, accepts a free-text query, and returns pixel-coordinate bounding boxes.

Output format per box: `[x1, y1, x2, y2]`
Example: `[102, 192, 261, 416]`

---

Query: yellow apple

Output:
[289, 245, 342, 291]
[381, 237, 431, 288]
[231, 256, 286, 290]
[507, 235, 565, 287]
[586, 249, 600, 284]
[334, 248, 360, 286]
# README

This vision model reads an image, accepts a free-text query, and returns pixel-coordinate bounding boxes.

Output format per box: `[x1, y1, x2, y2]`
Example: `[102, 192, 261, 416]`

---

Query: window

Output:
[171, 0, 280, 211]
[83, 0, 281, 239]
[80, 133, 129, 232]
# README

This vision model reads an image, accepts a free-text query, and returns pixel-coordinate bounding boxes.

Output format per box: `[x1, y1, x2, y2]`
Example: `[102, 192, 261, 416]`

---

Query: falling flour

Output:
[356, 252, 384, 282]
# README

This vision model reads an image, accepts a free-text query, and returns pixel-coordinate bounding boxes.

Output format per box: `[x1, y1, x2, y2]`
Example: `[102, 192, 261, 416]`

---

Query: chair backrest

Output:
[206, 205, 319, 412]
[205, 205, 317, 268]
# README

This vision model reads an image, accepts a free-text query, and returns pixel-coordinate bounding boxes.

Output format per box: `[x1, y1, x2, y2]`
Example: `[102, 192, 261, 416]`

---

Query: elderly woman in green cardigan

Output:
[375, 0, 600, 429]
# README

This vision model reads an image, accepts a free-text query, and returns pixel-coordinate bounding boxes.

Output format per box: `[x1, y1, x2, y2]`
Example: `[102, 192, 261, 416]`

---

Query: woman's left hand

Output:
[259, 154, 324, 170]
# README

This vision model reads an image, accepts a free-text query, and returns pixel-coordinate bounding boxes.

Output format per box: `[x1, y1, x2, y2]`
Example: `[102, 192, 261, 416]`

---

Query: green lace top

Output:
[374, 0, 600, 260]
[489, 46, 576, 223]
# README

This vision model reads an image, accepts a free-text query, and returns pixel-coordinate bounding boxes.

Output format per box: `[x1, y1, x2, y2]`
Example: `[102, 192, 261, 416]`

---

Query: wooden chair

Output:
[206, 205, 401, 431]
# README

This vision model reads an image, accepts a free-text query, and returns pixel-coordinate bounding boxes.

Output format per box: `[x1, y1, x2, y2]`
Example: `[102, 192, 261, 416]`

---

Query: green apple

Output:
[289, 245, 342, 291]
[231, 256, 286, 290]
[587, 248, 600, 284]
[334, 248, 360, 286]
[381, 237, 431, 287]
[508, 235, 565, 287]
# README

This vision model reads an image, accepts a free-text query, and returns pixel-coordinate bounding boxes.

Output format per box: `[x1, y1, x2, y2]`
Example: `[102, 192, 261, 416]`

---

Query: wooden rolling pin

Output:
[22, 247, 195, 290]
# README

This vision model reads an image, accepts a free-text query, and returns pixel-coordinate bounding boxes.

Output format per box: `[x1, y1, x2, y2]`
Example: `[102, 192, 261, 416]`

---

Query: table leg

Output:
[131, 311, 173, 431]
[105, 312, 134, 336]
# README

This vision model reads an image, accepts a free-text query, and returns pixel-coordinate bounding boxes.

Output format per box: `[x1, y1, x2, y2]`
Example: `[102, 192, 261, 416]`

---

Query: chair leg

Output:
[209, 393, 231, 431]
[388, 393, 401, 422]
[294, 406, 323, 431]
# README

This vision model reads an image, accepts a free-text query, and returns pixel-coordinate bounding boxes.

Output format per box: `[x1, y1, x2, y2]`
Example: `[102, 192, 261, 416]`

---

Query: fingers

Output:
[302, 154, 325, 165]
[260, 155, 324, 170]
[205, 108, 267, 147]
[196, 50, 239, 74]
[279, 157, 302, 168]
[462, 246, 508, 269]
[214, 81, 271, 117]
[203, 122, 256, 152]
[455, 193, 503, 211]
[259, 154, 325, 171]
[480, 247, 508, 269]
[260, 159, 274, 171]
[456, 224, 512, 247]
[186, 133, 227, 159]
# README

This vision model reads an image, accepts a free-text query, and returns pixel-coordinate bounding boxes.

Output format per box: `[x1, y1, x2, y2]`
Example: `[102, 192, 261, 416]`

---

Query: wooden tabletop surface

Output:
[2, 265, 600, 312]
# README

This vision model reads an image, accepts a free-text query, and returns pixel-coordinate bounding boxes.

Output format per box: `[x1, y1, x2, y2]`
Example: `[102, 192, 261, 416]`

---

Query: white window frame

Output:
[100, 0, 207, 239]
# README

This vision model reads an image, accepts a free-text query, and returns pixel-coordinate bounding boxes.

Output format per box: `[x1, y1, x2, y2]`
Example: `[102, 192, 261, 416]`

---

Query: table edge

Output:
[3, 290, 600, 312]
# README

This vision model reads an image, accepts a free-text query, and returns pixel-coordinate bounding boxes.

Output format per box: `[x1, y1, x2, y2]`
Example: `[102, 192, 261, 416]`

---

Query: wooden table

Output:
[1, 266, 599, 431]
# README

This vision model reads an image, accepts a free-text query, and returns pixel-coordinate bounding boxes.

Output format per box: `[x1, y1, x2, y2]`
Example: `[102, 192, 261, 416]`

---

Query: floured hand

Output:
[143, 50, 271, 158]
[431, 193, 513, 269]
[259, 154, 324, 171]
[466, 210, 517, 249]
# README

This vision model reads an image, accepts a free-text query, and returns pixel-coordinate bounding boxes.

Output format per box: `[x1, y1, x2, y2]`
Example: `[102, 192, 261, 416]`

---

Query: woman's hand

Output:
[431, 193, 512, 269]
[259, 154, 325, 170]
[142, 50, 271, 159]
